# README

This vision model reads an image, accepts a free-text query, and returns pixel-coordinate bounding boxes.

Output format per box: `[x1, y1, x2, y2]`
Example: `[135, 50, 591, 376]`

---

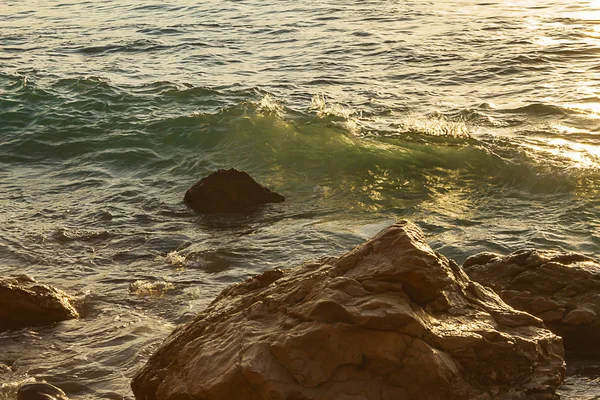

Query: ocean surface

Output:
[1, 0, 599, 398]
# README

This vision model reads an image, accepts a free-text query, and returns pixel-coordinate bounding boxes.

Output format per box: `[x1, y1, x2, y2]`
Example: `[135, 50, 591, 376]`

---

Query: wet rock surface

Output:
[463, 249, 600, 358]
[132, 221, 565, 400]
[0, 275, 79, 330]
[17, 382, 69, 400]
[183, 168, 285, 213]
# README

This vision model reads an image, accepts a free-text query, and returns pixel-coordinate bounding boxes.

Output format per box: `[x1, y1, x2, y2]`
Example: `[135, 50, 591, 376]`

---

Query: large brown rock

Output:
[0, 275, 79, 330]
[463, 249, 600, 357]
[132, 221, 565, 400]
[183, 169, 284, 213]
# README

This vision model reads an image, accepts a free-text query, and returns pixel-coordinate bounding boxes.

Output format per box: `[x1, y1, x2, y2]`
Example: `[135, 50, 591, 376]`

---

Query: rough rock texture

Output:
[183, 169, 285, 213]
[0, 275, 79, 330]
[17, 382, 69, 400]
[463, 249, 600, 357]
[132, 221, 565, 400]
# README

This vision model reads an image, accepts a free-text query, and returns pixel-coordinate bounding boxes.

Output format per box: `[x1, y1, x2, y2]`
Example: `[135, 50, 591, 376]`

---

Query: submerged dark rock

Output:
[0, 275, 79, 330]
[17, 382, 69, 400]
[464, 249, 600, 357]
[183, 168, 285, 213]
[132, 221, 564, 400]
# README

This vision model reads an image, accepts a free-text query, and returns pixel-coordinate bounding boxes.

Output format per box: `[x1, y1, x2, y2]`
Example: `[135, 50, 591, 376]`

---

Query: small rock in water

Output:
[183, 168, 284, 213]
[17, 382, 69, 400]
[0, 276, 79, 330]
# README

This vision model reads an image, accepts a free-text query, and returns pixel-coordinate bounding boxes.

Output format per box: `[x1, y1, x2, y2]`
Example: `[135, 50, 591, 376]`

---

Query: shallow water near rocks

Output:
[1, 1, 600, 398]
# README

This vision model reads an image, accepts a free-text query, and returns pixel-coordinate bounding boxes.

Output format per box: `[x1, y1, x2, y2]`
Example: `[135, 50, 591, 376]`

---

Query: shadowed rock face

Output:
[0, 275, 79, 330]
[183, 169, 284, 213]
[17, 382, 69, 400]
[132, 221, 565, 400]
[463, 249, 600, 357]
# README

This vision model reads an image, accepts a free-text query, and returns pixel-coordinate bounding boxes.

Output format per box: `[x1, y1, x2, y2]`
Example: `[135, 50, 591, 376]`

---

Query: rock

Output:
[132, 221, 565, 400]
[17, 382, 69, 400]
[183, 169, 285, 213]
[463, 249, 600, 357]
[0, 276, 79, 330]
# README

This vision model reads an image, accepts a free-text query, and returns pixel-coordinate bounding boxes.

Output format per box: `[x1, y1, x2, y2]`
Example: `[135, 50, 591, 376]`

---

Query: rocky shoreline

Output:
[2, 171, 599, 399]
[2, 220, 600, 399]
[130, 220, 572, 400]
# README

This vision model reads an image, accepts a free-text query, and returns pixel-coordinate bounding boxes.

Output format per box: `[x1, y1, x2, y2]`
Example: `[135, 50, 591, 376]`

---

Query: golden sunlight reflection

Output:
[566, 102, 600, 117]
[575, 176, 600, 197]
[534, 36, 560, 48]
[523, 138, 600, 169]
[420, 171, 478, 221]
[552, 124, 588, 135]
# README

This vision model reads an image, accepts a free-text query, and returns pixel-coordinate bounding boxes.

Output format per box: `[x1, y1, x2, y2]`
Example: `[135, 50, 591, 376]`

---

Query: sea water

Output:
[1, 1, 599, 398]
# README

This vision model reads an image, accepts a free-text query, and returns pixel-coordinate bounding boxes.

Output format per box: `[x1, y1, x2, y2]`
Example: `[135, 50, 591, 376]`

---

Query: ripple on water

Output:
[0, 306, 174, 400]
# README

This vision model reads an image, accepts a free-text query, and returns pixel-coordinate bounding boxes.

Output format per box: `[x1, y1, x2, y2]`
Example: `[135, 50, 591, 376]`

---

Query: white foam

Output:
[128, 280, 175, 296]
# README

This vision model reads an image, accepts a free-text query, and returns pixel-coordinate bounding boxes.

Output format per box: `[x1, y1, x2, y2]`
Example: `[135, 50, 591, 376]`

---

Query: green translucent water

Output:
[1, 1, 599, 398]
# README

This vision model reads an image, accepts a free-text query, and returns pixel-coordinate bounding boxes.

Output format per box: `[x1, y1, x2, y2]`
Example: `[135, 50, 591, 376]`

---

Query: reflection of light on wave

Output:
[523, 138, 600, 169]
[552, 124, 588, 135]
[566, 102, 600, 118]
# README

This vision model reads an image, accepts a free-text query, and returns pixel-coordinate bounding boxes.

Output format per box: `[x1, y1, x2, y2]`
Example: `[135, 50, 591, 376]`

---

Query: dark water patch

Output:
[2, 46, 47, 53]
[313, 15, 341, 21]
[175, 40, 220, 49]
[76, 39, 168, 55]
[4, 136, 107, 164]
[49, 178, 108, 192]
[185, 250, 241, 273]
[76, 44, 122, 55]
[112, 249, 157, 263]
[2, 78, 54, 103]
[306, 78, 357, 86]
[551, 17, 600, 25]
[90, 147, 165, 170]
[498, 103, 568, 117]
[541, 45, 600, 58]
[130, 4, 173, 11]
[51, 76, 118, 96]
[134, 80, 185, 94]
[136, 27, 183, 35]
[443, 109, 500, 127]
